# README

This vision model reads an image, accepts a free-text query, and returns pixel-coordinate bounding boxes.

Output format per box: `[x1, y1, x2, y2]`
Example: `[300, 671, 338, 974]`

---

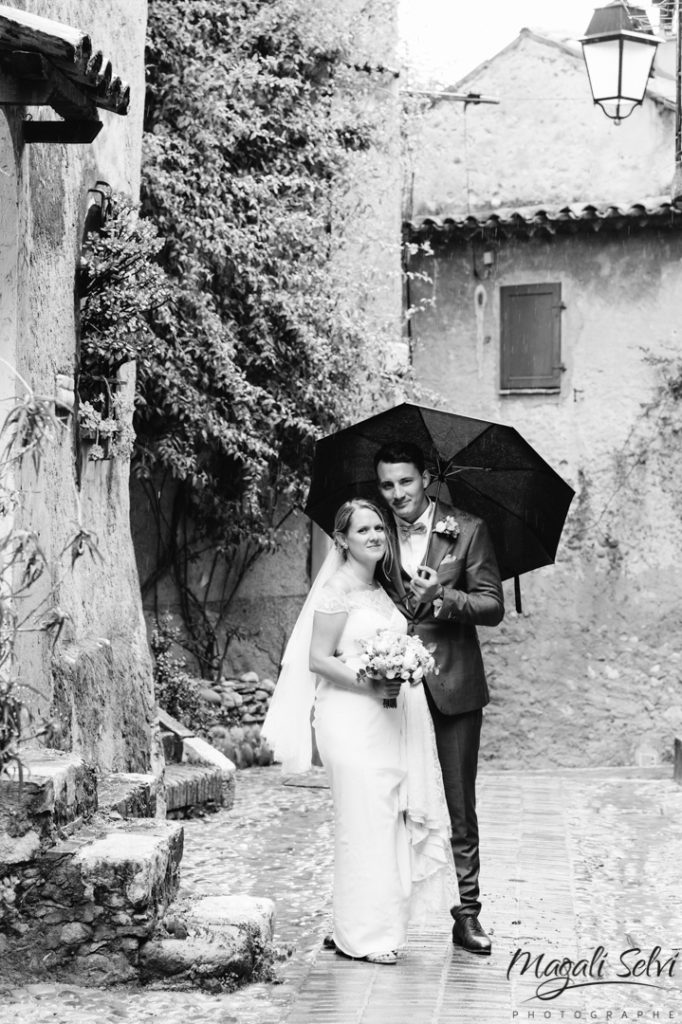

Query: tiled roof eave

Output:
[0, 4, 130, 116]
[403, 200, 682, 244]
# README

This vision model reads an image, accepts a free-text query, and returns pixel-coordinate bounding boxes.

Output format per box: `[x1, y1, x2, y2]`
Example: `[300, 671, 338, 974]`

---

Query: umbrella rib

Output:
[444, 465, 567, 477]
[438, 423, 497, 468]
[441, 424, 560, 476]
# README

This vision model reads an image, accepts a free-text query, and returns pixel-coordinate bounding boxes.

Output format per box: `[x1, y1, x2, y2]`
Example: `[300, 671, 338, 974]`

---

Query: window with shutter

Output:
[500, 283, 563, 392]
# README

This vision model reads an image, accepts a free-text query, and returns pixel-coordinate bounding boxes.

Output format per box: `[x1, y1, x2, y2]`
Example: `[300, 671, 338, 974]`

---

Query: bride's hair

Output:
[332, 498, 394, 575]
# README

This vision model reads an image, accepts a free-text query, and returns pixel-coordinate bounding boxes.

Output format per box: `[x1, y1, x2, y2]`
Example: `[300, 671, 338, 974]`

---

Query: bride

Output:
[263, 498, 457, 965]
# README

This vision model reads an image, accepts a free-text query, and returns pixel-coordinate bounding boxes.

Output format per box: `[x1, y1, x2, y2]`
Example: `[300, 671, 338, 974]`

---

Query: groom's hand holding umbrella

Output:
[409, 565, 442, 605]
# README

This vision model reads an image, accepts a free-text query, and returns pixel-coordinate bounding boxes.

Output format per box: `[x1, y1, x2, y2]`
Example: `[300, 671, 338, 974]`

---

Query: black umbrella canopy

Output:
[304, 403, 575, 582]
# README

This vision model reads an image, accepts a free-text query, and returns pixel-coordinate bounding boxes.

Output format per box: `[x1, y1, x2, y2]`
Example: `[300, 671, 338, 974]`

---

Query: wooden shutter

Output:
[500, 283, 562, 391]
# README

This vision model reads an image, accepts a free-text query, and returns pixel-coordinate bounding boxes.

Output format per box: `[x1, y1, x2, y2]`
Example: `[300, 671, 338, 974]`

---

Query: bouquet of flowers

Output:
[357, 629, 437, 708]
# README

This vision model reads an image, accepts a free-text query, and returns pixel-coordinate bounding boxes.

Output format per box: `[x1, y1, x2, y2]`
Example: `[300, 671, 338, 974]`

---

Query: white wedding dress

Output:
[312, 578, 458, 959]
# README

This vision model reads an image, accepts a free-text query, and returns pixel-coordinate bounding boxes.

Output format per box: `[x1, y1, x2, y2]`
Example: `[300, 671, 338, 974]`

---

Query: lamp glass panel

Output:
[619, 38, 657, 101]
[599, 97, 638, 119]
[583, 39, 622, 100]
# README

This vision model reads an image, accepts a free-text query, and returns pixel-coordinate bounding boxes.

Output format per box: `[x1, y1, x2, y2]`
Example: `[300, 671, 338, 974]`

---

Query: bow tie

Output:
[398, 520, 428, 541]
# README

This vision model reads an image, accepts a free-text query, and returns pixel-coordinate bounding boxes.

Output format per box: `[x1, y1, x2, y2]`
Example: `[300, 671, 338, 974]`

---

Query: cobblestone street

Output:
[2, 763, 682, 1023]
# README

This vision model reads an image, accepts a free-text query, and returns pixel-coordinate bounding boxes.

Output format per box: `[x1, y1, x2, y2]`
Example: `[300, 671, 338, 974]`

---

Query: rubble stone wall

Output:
[197, 672, 276, 769]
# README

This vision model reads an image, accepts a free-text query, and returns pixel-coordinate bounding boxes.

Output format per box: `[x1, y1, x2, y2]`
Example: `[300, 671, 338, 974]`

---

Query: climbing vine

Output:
[78, 0, 405, 676]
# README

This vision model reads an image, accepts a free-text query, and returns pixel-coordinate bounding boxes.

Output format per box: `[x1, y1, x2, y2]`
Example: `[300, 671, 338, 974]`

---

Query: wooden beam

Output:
[22, 118, 102, 144]
[86, 50, 112, 89]
[51, 49, 112, 91]
[91, 75, 130, 115]
[0, 50, 97, 120]
[0, 52, 50, 105]
[0, 5, 91, 70]
[0, 32, 129, 118]
[44, 58, 98, 121]
[0, 67, 51, 105]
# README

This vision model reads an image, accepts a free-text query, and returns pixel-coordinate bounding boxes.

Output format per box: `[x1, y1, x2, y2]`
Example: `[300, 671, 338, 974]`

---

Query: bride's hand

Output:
[372, 677, 402, 701]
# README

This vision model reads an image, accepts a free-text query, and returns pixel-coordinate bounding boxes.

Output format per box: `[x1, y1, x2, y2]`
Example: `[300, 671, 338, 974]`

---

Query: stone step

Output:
[164, 762, 234, 818]
[140, 894, 275, 988]
[0, 750, 97, 863]
[2, 817, 185, 984]
[96, 772, 158, 819]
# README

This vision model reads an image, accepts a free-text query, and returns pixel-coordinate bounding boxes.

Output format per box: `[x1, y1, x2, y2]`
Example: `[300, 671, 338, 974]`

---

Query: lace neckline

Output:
[338, 565, 379, 591]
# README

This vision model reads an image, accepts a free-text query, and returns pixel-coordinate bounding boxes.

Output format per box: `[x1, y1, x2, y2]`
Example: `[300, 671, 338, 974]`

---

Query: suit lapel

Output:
[424, 523, 450, 573]
[414, 501, 457, 618]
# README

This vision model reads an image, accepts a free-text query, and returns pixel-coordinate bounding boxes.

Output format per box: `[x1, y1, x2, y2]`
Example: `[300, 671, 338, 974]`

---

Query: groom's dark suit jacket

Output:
[380, 501, 504, 715]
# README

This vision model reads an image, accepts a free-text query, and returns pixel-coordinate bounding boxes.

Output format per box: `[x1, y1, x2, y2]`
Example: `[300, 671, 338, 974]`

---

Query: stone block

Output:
[96, 772, 158, 819]
[70, 950, 137, 984]
[161, 730, 184, 763]
[164, 763, 235, 816]
[60, 921, 92, 946]
[157, 707, 194, 739]
[142, 895, 276, 987]
[0, 751, 97, 848]
[183, 736, 235, 774]
[73, 820, 184, 926]
[138, 935, 255, 986]
[0, 828, 40, 866]
[187, 895, 275, 943]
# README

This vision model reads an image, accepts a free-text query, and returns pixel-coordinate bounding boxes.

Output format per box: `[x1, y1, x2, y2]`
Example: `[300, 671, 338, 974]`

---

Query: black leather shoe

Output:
[452, 916, 492, 955]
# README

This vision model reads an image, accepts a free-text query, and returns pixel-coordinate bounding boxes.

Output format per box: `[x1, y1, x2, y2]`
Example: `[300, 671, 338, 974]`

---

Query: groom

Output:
[374, 441, 504, 955]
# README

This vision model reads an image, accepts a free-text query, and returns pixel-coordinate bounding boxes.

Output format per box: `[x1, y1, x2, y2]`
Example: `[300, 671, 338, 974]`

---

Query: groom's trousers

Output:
[424, 687, 483, 919]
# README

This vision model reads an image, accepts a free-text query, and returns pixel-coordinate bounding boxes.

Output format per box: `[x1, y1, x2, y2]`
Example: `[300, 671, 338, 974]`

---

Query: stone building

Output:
[0, 0, 157, 774]
[403, 29, 682, 768]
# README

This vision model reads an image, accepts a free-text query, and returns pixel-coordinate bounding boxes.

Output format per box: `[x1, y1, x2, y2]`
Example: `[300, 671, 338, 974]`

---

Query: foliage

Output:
[645, 353, 682, 409]
[140, 0, 397, 528]
[78, 0, 405, 676]
[78, 199, 168, 460]
[0, 365, 101, 777]
[150, 615, 210, 731]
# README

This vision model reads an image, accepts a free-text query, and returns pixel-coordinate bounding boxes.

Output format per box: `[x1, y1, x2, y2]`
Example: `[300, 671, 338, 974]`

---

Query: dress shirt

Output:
[395, 501, 434, 578]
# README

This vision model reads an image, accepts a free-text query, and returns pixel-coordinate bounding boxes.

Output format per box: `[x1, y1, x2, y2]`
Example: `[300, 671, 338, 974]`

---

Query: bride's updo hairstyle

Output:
[332, 498, 394, 574]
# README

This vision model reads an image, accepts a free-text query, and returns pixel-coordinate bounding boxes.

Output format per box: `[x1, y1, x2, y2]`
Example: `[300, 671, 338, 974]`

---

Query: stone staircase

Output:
[0, 745, 275, 989]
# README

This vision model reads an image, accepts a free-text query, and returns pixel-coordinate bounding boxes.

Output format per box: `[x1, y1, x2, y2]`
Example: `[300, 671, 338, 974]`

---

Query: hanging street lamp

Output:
[581, 1, 682, 197]
[580, 1, 661, 125]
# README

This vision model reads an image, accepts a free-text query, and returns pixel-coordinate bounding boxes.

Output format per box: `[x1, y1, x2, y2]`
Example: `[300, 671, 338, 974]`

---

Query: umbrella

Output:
[304, 402, 575, 608]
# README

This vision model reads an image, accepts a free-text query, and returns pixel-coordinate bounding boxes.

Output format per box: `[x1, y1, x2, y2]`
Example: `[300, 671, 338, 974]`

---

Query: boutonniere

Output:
[434, 516, 460, 541]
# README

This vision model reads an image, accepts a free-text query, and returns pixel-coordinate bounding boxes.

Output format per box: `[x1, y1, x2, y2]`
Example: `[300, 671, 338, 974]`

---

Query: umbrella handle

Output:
[420, 476, 444, 572]
[514, 575, 522, 615]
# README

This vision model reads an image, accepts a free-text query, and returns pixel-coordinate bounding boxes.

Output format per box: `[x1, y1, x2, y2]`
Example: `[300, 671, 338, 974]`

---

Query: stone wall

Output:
[201, 672, 276, 769]
[1, 1, 158, 773]
[406, 227, 682, 769]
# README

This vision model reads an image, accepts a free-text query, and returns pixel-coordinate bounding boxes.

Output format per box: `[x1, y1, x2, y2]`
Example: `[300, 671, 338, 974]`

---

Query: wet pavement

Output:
[1, 764, 682, 1022]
